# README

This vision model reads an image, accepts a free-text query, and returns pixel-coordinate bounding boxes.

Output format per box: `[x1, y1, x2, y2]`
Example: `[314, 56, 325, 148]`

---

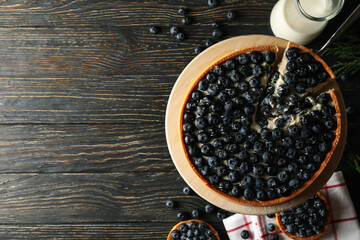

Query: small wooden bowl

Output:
[167, 219, 220, 240]
[165, 35, 347, 215]
[275, 192, 330, 240]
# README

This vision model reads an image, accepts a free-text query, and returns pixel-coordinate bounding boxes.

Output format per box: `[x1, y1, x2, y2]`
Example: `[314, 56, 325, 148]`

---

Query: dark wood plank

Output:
[0, 24, 274, 77]
[0, 222, 229, 240]
[0, 0, 275, 27]
[0, 75, 172, 123]
[0, 172, 233, 225]
[0, 123, 172, 173]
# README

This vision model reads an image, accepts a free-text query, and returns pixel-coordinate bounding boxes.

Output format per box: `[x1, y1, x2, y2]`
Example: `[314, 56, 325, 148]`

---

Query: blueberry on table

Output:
[191, 209, 201, 218]
[346, 106, 354, 114]
[226, 10, 236, 20]
[183, 186, 192, 195]
[241, 229, 250, 239]
[170, 26, 180, 35]
[166, 199, 176, 208]
[216, 210, 227, 220]
[211, 22, 221, 29]
[176, 32, 186, 41]
[177, 211, 188, 221]
[149, 25, 160, 34]
[339, 73, 348, 82]
[204, 203, 216, 214]
[181, 15, 193, 25]
[208, 0, 219, 8]
[178, 7, 187, 15]
[212, 29, 224, 39]
[205, 39, 215, 48]
[194, 46, 204, 54]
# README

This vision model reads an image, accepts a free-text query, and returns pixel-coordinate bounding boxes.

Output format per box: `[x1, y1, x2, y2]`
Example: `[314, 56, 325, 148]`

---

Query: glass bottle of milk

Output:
[270, 0, 344, 45]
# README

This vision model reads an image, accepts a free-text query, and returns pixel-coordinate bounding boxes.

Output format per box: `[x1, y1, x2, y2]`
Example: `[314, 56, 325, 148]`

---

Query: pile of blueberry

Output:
[169, 220, 218, 240]
[182, 46, 338, 202]
[279, 194, 329, 238]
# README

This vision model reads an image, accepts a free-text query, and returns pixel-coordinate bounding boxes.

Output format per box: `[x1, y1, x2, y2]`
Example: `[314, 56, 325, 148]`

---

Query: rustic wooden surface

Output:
[0, 0, 359, 239]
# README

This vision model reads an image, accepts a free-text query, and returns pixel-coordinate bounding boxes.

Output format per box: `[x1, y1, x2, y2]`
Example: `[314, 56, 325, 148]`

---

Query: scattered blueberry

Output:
[176, 32, 186, 41]
[170, 26, 180, 35]
[178, 7, 188, 15]
[212, 22, 221, 29]
[226, 10, 236, 20]
[166, 199, 176, 208]
[208, 0, 219, 8]
[194, 46, 204, 54]
[149, 25, 160, 34]
[183, 186, 192, 195]
[346, 106, 354, 115]
[204, 203, 216, 214]
[191, 208, 202, 218]
[212, 29, 224, 39]
[340, 73, 349, 82]
[181, 15, 193, 25]
[177, 211, 188, 220]
[267, 223, 275, 232]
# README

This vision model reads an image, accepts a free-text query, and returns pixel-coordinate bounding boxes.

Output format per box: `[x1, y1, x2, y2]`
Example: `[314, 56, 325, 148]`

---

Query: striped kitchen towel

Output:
[223, 171, 360, 240]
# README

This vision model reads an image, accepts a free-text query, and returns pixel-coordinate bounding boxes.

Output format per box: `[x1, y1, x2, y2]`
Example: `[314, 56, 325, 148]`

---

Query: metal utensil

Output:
[317, 3, 360, 54]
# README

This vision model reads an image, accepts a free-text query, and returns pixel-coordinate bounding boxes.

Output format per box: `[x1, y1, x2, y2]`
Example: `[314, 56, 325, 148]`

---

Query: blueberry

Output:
[317, 71, 329, 82]
[288, 177, 301, 189]
[149, 25, 160, 34]
[266, 214, 275, 218]
[267, 165, 278, 176]
[204, 203, 216, 213]
[267, 189, 278, 199]
[237, 54, 250, 65]
[177, 211, 188, 220]
[253, 164, 266, 177]
[211, 22, 221, 29]
[182, 123, 194, 133]
[183, 186, 192, 195]
[191, 209, 201, 218]
[170, 26, 180, 35]
[316, 92, 330, 105]
[225, 59, 237, 70]
[269, 233, 279, 240]
[227, 158, 240, 169]
[241, 230, 250, 239]
[346, 106, 354, 115]
[178, 7, 187, 15]
[230, 185, 242, 197]
[267, 177, 280, 188]
[166, 199, 176, 208]
[240, 175, 254, 188]
[260, 128, 272, 140]
[265, 51, 276, 64]
[267, 223, 276, 232]
[340, 73, 349, 82]
[249, 77, 260, 88]
[171, 229, 181, 240]
[318, 141, 330, 153]
[176, 32, 186, 41]
[216, 210, 227, 220]
[301, 126, 312, 138]
[240, 65, 253, 77]
[179, 223, 189, 232]
[275, 118, 285, 128]
[288, 124, 299, 137]
[277, 84, 290, 97]
[262, 151, 274, 164]
[249, 153, 260, 164]
[284, 72, 298, 85]
[205, 39, 215, 48]
[239, 161, 251, 174]
[244, 188, 255, 200]
[219, 180, 232, 192]
[278, 170, 290, 183]
[272, 128, 284, 140]
[277, 158, 288, 167]
[253, 65, 265, 78]
[254, 141, 265, 153]
[228, 170, 241, 183]
[295, 82, 307, 94]
[286, 47, 300, 60]
[227, 10, 236, 20]
[321, 105, 335, 118]
[212, 29, 224, 39]
[200, 165, 210, 176]
[286, 60, 297, 71]
[209, 174, 220, 185]
[194, 46, 204, 54]
[208, 0, 219, 8]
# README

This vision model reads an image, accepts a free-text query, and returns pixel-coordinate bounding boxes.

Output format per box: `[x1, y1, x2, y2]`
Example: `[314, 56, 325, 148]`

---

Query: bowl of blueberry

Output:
[165, 35, 347, 215]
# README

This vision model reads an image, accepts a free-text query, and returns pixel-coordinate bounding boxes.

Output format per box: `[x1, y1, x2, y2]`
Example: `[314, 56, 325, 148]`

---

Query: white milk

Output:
[270, 0, 332, 45]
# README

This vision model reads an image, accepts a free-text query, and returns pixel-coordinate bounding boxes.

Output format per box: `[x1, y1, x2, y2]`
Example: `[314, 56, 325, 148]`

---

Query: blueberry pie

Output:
[181, 42, 341, 205]
[168, 219, 220, 240]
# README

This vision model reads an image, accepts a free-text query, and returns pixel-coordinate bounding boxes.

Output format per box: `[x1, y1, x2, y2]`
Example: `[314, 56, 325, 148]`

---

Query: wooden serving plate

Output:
[165, 35, 347, 215]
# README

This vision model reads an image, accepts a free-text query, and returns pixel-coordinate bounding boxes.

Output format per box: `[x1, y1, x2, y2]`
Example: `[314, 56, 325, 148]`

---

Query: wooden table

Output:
[0, 0, 359, 239]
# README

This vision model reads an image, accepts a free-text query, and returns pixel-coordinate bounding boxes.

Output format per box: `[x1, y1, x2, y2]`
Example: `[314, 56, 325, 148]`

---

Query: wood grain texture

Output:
[0, 172, 229, 224]
[0, 0, 276, 27]
[0, 75, 172, 123]
[0, 123, 171, 173]
[0, 222, 228, 240]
